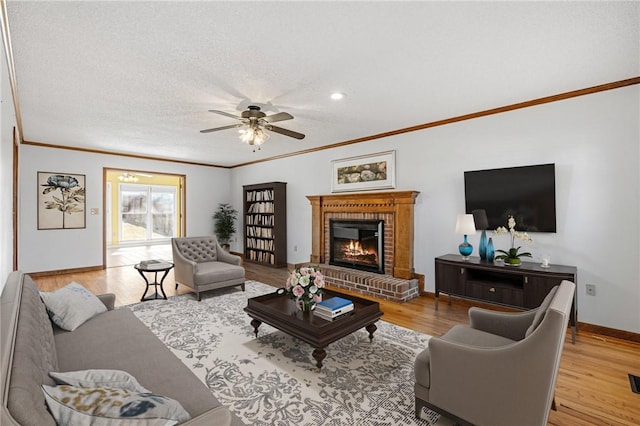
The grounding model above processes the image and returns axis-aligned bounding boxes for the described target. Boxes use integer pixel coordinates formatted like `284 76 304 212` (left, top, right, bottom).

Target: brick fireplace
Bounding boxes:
306 190 420 302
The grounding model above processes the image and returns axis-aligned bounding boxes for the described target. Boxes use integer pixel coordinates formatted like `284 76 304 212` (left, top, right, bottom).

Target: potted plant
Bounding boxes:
213 203 238 250
494 216 533 265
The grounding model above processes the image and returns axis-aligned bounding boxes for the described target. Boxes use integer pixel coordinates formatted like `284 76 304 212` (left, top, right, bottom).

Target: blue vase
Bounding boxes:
486 237 495 262
458 235 473 260
478 230 487 260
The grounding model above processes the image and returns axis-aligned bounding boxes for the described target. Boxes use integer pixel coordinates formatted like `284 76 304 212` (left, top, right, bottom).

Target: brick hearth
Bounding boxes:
306 190 420 302
319 264 420 303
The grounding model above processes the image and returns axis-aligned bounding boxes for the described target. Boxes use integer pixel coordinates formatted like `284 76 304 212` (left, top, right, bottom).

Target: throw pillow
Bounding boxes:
42 384 191 426
40 282 107 331
50 369 149 393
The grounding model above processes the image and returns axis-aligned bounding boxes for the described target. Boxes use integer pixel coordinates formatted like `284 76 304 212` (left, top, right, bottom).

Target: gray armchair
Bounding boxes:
415 280 575 426
172 236 245 301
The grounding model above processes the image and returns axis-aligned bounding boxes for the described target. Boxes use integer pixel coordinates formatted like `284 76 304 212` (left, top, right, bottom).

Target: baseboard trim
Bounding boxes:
27 265 104 277
577 322 640 344
419 290 640 343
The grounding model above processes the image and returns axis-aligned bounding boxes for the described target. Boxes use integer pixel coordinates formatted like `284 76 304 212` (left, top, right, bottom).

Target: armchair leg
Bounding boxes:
197 291 201 302
415 397 425 418
241 282 245 291
175 283 178 290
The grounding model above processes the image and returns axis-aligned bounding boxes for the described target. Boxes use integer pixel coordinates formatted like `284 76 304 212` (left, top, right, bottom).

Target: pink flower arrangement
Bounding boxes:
285 266 326 306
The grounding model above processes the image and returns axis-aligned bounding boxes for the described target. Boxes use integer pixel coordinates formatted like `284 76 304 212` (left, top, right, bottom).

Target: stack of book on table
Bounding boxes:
315 296 354 321
139 259 172 270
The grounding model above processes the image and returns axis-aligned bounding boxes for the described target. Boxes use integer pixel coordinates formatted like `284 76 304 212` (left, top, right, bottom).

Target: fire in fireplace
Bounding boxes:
329 219 384 274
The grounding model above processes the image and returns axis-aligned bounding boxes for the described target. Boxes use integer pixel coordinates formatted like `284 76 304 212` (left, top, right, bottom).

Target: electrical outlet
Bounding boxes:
586 284 596 296
294 245 298 252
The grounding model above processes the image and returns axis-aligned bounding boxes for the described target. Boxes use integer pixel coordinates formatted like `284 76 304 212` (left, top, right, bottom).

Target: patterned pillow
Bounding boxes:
50 369 149 393
40 282 107 331
42 385 191 425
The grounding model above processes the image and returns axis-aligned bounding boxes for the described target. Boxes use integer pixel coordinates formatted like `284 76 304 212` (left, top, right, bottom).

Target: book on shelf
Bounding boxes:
139 259 172 269
314 304 354 320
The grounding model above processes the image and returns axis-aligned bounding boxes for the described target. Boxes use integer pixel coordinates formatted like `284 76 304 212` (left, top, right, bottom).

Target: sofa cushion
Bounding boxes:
194 261 245 285
525 286 559 337
176 238 218 263
42 384 191 425
40 282 107 331
50 369 149 392
54 308 221 419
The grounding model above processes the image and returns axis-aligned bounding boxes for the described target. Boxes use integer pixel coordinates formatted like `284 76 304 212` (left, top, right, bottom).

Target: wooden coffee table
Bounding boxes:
244 289 383 370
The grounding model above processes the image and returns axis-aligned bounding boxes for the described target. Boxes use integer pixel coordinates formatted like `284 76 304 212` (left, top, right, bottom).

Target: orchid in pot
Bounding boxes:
494 216 533 265
285 266 326 311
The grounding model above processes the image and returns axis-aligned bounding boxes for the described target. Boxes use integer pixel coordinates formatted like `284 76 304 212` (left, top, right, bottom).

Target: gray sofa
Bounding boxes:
1 271 245 426
172 236 245 301
414 280 575 426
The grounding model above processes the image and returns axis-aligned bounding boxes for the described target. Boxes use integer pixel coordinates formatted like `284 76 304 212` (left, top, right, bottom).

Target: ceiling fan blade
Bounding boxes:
208 110 242 120
263 112 293 123
200 123 244 133
267 125 305 140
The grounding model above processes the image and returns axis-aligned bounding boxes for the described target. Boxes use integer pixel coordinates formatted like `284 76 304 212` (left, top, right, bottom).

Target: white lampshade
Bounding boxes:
455 214 477 235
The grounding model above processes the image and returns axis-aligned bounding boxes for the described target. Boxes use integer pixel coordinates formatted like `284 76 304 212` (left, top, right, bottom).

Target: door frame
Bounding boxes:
102 168 186 268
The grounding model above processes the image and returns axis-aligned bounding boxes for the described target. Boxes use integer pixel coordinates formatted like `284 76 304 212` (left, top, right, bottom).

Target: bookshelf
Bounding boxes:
243 182 287 267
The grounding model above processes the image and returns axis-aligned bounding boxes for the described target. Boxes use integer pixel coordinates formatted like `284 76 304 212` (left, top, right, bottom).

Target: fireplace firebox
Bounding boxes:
329 219 384 274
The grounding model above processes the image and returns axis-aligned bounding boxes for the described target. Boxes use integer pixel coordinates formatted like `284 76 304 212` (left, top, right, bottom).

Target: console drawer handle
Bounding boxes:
489 287 496 293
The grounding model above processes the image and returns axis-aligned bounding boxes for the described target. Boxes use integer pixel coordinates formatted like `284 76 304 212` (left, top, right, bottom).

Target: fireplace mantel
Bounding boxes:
306 190 420 280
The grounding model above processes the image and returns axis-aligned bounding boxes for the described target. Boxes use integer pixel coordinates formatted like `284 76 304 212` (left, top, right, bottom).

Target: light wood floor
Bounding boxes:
32 260 640 426
106 243 173 268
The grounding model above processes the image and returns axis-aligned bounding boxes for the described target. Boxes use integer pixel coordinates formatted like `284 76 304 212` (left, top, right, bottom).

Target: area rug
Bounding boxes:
129 281 452 426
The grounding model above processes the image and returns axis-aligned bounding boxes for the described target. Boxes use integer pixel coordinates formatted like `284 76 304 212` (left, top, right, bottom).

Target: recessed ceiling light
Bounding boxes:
330 92 345 100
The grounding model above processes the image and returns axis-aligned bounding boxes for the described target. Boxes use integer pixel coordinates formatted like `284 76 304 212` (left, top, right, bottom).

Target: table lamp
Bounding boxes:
455 214 476 260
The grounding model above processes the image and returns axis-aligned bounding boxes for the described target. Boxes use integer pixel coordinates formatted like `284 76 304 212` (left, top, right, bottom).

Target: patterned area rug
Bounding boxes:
129 281 452 426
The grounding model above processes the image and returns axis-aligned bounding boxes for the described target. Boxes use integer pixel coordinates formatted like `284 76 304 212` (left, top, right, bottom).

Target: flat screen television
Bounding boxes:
464 163 557 232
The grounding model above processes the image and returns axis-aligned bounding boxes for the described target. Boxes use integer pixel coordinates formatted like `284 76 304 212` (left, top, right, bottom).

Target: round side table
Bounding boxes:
134 262 174 301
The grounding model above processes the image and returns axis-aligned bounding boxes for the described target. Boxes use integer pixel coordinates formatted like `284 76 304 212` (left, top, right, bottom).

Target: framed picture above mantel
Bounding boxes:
331 150 396 193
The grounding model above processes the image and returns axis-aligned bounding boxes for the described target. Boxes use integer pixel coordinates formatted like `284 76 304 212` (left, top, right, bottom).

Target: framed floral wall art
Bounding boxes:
37 172 86 230
331 150 396 193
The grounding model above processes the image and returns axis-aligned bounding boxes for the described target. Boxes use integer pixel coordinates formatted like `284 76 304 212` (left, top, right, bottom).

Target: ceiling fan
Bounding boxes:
200 105 305 150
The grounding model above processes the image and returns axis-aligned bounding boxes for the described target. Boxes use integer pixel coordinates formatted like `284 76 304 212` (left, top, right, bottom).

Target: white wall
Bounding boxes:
18 145 231 272
231 85 640 334
1 44 16 286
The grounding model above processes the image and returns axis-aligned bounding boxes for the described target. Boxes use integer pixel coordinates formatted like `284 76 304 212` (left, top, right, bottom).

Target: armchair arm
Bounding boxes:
468 307 536 341
216 245 242 266
428 309 568 426
97 293 116 311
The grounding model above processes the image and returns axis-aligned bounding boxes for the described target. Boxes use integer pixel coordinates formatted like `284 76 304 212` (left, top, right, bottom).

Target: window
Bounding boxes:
119 184 177 242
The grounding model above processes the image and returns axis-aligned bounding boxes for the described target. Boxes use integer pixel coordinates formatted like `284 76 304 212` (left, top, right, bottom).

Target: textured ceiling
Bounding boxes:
5 1 639 167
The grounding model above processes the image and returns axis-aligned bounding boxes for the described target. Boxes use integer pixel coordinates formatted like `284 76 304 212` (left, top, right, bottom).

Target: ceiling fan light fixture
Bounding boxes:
202 105 304 149
239 127 269 146
118 173 139 183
